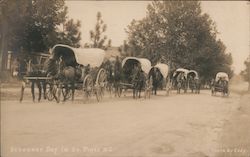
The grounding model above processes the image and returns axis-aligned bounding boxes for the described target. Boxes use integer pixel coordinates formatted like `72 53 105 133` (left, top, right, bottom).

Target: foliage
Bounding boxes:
85 12 111 50
0 0 81 53
241 58 250 91
126 1 233 81
58 19 81 48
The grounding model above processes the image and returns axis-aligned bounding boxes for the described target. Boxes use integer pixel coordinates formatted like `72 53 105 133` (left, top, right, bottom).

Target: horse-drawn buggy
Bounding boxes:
117 57 152 99
187 70 200 94
171 68 189 94
20 44 107 103
149 63 170 95
211 72 229 96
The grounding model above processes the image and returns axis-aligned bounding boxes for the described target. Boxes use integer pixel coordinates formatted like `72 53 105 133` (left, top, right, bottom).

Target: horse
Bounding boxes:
221 80 229 96
113 62 122 97
45 58 81 102
194 78 201 94
188 77 196 93
149 67 163 95
132 70 146 99
189 78 201 94
105 62 115 97
19 64 47 103
176 72 187 94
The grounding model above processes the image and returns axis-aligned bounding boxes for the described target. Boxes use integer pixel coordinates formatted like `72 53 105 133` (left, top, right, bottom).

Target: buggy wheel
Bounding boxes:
45 82 54 101
96 68 107 101
62 85 72 101
83 75 93 102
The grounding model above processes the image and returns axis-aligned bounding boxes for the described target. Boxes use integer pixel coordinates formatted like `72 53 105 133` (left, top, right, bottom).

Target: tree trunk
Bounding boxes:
0 6 8 72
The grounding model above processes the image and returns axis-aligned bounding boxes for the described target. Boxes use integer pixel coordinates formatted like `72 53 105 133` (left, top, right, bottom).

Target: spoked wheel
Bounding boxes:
83 75 93 102
62 85 72 101
45 82 54 101
96 68 107 101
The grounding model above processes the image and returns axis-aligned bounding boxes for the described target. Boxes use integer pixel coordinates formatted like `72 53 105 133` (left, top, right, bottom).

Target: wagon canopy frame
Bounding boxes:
215 72 229 82
121 57 152 74
51 44 105 68
172 68 189 79
153 63 169 78
187 70 199 79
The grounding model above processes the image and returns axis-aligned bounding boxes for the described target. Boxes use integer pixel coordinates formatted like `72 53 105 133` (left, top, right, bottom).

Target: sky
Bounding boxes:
65 1 249 74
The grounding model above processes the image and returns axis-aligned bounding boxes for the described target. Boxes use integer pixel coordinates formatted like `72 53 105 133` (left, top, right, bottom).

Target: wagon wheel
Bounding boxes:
45 82 54 101
62 85 72 101
83 75 93 102
96 68 107 101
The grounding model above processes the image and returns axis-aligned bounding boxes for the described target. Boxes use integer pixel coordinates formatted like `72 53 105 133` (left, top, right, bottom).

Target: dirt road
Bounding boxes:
1 88 249 157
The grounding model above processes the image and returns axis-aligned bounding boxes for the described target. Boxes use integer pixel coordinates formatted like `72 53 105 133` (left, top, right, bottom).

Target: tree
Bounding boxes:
126 1 233 81
0 0 31 70
0 0 81 70
58 19 81 48
86 12 111 50
241 57 250 91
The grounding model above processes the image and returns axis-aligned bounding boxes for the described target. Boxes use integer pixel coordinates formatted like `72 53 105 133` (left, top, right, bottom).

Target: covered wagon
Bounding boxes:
46 44 107 102
117 57 152 98
211 72 229 96
149 63 170 95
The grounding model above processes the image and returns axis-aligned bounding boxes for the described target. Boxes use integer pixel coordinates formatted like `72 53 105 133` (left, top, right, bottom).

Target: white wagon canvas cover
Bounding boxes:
51 44 105 68
122 57 152 74
173 68 189 78
154 63 169 78
215 72 229 82
188 70 199 79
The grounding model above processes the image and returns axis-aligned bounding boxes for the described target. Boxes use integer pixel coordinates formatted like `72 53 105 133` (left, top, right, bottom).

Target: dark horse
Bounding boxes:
104 61 115 96
113 57 122 97
189 78 201 94
47 45 85 102
149 67 163 95
44 57 78 102
175 72 187 94
20 64 47 102
132 69 146 99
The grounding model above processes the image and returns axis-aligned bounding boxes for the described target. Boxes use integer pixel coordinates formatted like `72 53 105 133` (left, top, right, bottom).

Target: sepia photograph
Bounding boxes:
0 0 250 157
